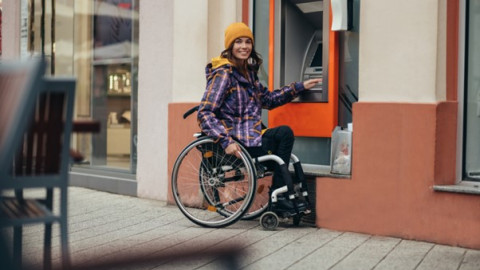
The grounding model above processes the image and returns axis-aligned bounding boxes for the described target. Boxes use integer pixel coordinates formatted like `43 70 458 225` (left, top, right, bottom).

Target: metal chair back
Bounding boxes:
0 58 45 176
0 60 76 269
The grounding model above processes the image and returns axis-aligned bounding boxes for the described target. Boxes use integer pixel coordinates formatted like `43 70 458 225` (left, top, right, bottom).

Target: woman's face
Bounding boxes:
232 37 252 61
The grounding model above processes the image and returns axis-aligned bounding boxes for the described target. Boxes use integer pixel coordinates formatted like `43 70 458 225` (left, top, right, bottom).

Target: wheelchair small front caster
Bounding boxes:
260 211 279 230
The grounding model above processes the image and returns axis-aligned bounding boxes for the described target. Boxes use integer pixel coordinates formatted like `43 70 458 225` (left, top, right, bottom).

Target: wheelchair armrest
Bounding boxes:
183 105 199 119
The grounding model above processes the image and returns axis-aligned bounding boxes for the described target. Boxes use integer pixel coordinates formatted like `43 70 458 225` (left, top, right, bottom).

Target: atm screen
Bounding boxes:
292 30 325 103
310 43 323 67
295 40 325 103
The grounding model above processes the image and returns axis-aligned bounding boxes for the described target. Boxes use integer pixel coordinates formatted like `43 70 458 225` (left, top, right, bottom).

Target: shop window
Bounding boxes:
89 0 138 172
23 0 139 173
463 0 480 182
253 0 270 87
253 0 270 126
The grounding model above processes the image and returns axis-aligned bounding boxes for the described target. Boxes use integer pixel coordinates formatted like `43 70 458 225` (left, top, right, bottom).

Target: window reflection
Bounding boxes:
94 0 134 60
464 0 480 181
85 0 138 171
22 0 138 172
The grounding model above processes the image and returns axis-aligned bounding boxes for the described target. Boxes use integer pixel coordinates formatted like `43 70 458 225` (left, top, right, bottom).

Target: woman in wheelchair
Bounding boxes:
196 23 321 223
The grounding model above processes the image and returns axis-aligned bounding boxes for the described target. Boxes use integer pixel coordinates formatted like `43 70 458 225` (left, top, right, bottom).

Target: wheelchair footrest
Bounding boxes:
271 196 310 218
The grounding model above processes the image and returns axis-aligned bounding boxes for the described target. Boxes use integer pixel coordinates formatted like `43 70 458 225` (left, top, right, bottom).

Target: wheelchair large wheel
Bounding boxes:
200 162 271 221
241 172 271 220
172 137 257 228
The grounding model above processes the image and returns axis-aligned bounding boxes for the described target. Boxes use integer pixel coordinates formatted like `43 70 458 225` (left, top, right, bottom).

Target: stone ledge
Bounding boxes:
433 181 480 195
289 164 351 179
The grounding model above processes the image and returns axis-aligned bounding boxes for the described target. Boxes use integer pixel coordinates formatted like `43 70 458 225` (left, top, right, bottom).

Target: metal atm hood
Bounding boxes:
289 0 323 28
282 0 325 102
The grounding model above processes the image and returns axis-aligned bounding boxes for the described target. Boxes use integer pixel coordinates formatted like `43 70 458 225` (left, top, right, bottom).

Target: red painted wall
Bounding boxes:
167 103 199 204
316 102 480 249
167 0 480 250
168 101 480 249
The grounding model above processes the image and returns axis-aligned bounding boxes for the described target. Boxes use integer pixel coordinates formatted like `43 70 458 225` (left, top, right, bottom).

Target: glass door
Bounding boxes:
87 0 138 172
464 0 480 181
23 0 139 180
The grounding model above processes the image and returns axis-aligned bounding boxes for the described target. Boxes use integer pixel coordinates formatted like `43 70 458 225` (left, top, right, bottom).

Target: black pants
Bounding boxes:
244 125 295 189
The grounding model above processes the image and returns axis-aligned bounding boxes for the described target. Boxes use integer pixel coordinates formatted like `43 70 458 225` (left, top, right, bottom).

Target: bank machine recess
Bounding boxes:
267 0 339 165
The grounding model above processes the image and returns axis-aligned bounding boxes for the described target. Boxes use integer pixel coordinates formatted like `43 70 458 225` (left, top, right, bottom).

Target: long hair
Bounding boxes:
221 41 263 76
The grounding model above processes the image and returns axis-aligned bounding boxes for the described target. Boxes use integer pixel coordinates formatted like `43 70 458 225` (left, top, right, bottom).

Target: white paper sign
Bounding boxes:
331 0 348 31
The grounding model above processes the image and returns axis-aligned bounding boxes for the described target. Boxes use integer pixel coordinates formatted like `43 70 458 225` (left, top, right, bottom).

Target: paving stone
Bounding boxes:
12 187 480 270
288 232 370 270
237 227 317 268
244 228 342 270
330 236 400 270
417 245 466 270
459 249 480 270
373 239 434 270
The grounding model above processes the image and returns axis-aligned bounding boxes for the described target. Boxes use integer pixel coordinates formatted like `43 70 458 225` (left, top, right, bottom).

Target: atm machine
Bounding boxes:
296 30 324 102
269 0 332 165
267 0 358 166
280 0 324 103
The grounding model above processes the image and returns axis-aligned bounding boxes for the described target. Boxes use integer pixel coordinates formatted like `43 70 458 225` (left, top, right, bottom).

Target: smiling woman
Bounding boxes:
197 22 321 201
218 22 260 80
232 37 252 61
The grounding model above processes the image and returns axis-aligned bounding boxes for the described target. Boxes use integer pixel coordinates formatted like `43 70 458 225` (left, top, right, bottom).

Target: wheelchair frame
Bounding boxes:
171 107 311 229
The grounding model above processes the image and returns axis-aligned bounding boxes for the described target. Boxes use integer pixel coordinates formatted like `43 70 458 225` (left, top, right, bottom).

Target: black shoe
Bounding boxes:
273 195 307 215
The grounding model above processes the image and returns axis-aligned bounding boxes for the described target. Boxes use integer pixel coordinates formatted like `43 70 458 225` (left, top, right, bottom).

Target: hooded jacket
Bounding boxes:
197 57 305 149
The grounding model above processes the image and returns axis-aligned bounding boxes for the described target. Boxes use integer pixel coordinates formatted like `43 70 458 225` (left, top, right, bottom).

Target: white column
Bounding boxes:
137 0 175 200
207 0 239 61
359 0 445 102
172 0 209 102
137 0 242 201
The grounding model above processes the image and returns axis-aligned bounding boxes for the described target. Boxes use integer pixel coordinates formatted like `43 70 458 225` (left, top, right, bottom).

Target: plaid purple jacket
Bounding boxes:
197 62 304 149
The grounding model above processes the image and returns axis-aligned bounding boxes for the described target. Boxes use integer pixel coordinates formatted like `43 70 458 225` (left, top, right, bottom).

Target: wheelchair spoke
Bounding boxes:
219 195 246 207
172 137 256 228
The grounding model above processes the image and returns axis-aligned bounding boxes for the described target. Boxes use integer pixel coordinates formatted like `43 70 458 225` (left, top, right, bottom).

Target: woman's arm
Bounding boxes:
197 68 233 149
303 78 322 89
260 78 322 110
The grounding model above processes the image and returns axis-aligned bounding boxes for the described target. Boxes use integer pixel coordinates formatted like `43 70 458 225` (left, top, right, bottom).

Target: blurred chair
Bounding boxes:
0 58 45 270
0 58 76 270
0 58 45 179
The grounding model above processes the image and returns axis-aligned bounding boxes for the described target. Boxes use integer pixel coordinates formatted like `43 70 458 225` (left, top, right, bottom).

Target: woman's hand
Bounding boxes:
303 78 322 90
225 143 242 158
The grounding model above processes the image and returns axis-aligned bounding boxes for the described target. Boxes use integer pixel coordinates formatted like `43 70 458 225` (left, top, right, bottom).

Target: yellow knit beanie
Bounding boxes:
224 22 254 49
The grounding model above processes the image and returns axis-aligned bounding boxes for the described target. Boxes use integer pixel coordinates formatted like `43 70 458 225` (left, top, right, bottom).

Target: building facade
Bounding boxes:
2 0 479 249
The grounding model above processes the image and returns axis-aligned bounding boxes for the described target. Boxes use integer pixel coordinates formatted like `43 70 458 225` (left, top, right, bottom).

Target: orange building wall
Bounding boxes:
167 101 480 249
316 102 480 249
166 0 478 249
167 103 200 204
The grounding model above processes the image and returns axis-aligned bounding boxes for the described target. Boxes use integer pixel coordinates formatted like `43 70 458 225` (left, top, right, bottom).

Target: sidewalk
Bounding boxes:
12 187 480 270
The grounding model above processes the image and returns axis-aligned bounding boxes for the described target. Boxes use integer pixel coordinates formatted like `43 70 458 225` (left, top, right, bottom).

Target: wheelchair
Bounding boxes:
171 106 312 230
